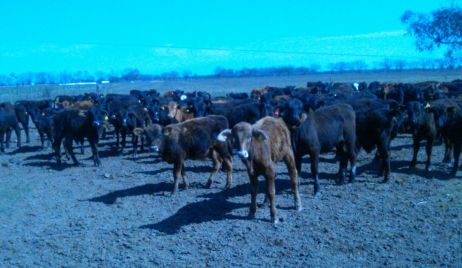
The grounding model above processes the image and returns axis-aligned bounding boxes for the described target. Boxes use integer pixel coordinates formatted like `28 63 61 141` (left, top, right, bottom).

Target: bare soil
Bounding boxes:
0 128 461 267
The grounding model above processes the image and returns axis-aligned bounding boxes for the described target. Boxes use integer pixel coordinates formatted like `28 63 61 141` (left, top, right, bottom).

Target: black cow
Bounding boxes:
349 99 403 182
52 105 107 166
445 107 462 176
290 104 357 194
0 102 21 150
406 101 437 171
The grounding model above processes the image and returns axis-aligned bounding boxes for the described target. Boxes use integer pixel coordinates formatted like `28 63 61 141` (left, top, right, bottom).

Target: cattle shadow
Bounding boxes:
390 160 451 180
24 152 54 161
23 161 74 171
6 145 43 155
140 177 299 234
87 182 172 204
134 168 171 176
139 183 251 234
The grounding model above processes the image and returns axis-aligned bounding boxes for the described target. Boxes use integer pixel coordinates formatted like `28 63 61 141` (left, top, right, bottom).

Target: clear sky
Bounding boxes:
0 0 446 75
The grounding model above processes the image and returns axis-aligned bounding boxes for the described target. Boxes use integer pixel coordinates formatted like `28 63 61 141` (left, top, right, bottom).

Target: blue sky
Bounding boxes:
0 0 446 74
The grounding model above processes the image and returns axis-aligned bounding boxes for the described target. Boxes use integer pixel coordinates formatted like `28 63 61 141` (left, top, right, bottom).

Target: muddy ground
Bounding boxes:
0 128 461 267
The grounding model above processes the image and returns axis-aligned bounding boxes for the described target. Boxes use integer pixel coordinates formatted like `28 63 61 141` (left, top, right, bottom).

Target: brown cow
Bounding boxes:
70 100 94 110
134 115 233 193
217 116 302 224
167 101 194 122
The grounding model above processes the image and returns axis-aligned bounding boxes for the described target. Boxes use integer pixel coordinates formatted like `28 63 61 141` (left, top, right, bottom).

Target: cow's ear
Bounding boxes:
78 110 87 117
448 106 457 114
162 127 172 136
217 129 231 142
252 129 268 141
133 128 145 137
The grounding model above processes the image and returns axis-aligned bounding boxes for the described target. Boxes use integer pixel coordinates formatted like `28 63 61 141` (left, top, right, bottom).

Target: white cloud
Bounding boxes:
315 30 406 41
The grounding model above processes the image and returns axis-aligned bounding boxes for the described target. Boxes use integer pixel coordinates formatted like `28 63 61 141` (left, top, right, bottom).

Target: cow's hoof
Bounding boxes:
295 204 303 212
271 217 279 225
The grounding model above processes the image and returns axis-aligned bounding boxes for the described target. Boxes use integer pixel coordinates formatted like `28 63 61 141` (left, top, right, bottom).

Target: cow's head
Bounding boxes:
217 122 268 159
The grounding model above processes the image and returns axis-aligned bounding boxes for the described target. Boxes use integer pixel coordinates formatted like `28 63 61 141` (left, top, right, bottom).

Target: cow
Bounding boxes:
406 101 437 171
31 108 57 148
15 100 53 144
349 99 404 182
428 99 460 163
0 102 21 150
167 101 195 123
445 106 462 176
217 116 301 224
134 115 233 193
52 105 107 166
289 104 357 194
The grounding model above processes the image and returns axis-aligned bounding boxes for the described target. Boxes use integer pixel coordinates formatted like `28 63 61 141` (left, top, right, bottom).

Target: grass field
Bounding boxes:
0 69 460 102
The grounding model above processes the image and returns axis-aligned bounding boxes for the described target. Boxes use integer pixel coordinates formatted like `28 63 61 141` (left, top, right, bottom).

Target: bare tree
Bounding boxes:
402 5 462 60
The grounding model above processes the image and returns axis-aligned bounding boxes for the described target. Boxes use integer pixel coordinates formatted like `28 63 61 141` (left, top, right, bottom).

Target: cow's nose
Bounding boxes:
238 150 249 159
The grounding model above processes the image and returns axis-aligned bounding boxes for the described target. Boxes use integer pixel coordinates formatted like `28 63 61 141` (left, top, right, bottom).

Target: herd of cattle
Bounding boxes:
1 79 462 223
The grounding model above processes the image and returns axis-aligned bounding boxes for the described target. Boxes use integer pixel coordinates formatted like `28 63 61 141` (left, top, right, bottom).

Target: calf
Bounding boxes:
406 102 437 171
52 105 107 166
291 104 357 194
167 101 195 122
134 115 233 192
217 117 301 224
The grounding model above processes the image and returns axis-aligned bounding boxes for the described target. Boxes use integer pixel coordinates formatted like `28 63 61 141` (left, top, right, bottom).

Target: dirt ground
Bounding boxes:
0 127 461 267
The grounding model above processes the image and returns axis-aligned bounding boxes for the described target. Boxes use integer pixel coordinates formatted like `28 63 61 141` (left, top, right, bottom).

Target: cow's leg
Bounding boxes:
5 129 11 149
295 154 303 176
132 133 138 158
336 146 348 185
248 173 258 220
410 136 421 168
443 137 453 163
65 137 79 166
377 141 391 182
450 143 461 177
53 137 63 165
222 155 233 189
284 154 302 211
181 163 189 189
115 127 120 149
206 150 222 188
79 139 84 155
140 136 145 152
311 152 320 195
0 131 4 152
216 144 233 189
172 159 183 193
21 119 30 143
89 136 101 166
38 130 45 148
13 126 21 148
264 168 278 224
120 128 127 154
425 137 434 171
347 141 357 183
